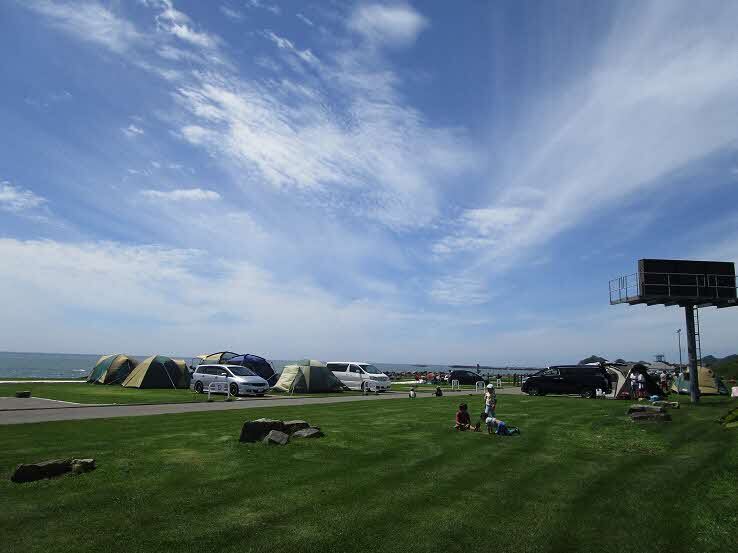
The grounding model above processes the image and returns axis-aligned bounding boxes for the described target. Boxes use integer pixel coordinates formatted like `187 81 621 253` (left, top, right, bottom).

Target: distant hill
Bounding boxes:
702 354 738 367
578 355 608 365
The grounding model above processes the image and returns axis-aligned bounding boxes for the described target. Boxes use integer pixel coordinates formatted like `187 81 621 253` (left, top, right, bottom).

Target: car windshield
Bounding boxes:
360 364 382 374
227 366 256 377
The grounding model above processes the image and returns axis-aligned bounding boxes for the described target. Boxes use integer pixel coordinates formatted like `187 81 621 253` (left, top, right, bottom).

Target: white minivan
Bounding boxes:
326 362 392 392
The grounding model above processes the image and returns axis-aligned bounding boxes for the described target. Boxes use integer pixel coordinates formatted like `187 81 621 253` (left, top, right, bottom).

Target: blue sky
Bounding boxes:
2 0 738 364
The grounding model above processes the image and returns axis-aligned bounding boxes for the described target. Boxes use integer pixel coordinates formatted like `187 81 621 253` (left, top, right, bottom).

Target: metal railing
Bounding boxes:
609 272 738 304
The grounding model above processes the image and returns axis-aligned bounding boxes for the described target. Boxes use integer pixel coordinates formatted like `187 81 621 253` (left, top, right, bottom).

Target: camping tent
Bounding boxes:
226 353 277 384
605 363 663 399
672 366 728 395
121 355 190 389
87 354 138 385
192 351 239 367
272 359 347 393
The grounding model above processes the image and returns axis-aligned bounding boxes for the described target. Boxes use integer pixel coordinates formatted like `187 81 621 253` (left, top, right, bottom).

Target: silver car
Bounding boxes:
190 364 269 397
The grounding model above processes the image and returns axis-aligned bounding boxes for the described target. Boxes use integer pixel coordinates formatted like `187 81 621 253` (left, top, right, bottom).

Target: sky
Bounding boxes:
1 0 738 365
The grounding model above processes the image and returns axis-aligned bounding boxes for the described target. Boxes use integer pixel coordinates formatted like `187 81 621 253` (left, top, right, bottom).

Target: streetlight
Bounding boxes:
676 329 683 371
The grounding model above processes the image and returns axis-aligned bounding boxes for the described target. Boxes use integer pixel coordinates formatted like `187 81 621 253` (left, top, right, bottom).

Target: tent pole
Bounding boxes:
684 304 700 403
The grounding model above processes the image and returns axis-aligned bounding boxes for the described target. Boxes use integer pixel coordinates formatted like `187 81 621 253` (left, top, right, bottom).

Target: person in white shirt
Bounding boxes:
637 372 646 398
484 383 496 417
629 371 638 398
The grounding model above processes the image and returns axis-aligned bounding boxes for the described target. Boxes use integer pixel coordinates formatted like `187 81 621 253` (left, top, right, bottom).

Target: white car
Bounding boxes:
326 362 392 392
190 364 269 397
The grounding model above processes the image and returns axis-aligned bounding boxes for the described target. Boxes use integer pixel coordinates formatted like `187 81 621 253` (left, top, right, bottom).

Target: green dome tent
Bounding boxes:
672 366 728 396
88 354 138 385
273 360 347 393
121 355 190 389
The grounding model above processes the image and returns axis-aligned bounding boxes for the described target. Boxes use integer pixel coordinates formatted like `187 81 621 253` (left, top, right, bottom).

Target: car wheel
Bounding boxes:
194 381 203 394
580 388 595 399
229 383 239 397
528 386 539 396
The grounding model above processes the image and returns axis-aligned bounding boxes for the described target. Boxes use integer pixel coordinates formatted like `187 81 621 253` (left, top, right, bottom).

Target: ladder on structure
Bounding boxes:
694 305 703 368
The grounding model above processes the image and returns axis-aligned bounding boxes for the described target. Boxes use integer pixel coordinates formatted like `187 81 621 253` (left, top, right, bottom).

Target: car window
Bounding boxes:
543 368 559 376
350 365 363 373
329 363 348 372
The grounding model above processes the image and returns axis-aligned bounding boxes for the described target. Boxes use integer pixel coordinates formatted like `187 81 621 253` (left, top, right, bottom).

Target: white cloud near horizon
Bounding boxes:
140 188 221 201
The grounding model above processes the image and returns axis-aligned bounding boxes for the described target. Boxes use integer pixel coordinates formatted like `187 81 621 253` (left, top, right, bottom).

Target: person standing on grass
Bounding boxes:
629 370 638 398
484 383 496 418
637 371 646 398
659 371 668 394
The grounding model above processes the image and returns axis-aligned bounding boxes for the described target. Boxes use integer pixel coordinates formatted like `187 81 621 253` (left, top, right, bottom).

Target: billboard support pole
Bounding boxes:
684 304 700 403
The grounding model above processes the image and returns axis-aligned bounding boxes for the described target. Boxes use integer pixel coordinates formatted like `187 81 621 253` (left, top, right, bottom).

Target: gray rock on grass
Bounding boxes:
630 412 672 422
627 404 665 414
292 428 324 439
263 430 290 445
11 458 96 483
239 418 286 442
283 420 310 434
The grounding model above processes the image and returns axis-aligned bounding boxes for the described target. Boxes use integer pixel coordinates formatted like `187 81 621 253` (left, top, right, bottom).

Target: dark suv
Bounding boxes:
447 369 487 386
521 365 611 398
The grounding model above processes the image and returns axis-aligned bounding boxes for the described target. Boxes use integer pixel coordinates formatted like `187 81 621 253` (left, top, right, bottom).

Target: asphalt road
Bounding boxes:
0 388 522 425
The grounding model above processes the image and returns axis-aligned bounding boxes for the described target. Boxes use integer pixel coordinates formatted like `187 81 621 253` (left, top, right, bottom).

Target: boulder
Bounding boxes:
263 430 290 445
627 404 665 414
630 412 672 423
71 458 96 474
15 391 31 398
11 459 72 483
283 420 310 434
239 418 286 443
652 401 680 409
292 427 324 439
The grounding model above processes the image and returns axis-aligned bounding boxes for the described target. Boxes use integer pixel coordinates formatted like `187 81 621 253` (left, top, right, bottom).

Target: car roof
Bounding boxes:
327 361 371 365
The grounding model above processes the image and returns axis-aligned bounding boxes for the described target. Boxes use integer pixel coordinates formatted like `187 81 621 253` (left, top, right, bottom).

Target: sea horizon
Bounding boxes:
0 351 540 379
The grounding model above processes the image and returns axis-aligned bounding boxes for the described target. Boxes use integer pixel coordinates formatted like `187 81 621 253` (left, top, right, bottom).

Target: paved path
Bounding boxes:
0 397 82 410
0 388 522 425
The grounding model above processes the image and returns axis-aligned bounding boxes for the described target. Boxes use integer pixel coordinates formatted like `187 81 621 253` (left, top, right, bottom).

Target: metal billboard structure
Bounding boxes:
609 259 737 403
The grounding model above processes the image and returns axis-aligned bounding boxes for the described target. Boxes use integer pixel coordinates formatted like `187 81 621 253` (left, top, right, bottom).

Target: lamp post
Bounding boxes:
676 328 683 371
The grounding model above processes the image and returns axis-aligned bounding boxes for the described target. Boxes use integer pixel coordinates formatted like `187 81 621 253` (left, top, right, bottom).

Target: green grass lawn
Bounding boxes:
0 383 211 404
0 383 365 405
1 395 736 553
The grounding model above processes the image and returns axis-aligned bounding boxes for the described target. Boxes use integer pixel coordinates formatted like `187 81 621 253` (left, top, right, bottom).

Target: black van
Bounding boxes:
521 365 611 398
448 369 487 385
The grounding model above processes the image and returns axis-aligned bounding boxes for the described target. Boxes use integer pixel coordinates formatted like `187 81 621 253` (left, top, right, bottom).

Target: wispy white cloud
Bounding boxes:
348 3 428 48
0 182 47 212
246 0 280 16
220 5 243 21
433 207 530 255
296 13 314 27
24 0 144 53
140 188 221 201
265 31 320 67
435 2 738 275
122 124 145 137
429 275 489 306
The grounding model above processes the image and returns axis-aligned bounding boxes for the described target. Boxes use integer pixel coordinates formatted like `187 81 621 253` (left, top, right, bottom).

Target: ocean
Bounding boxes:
0 351 538 379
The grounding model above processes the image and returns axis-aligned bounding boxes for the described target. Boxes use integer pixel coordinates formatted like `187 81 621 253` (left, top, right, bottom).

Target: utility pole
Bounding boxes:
676 329 682 370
